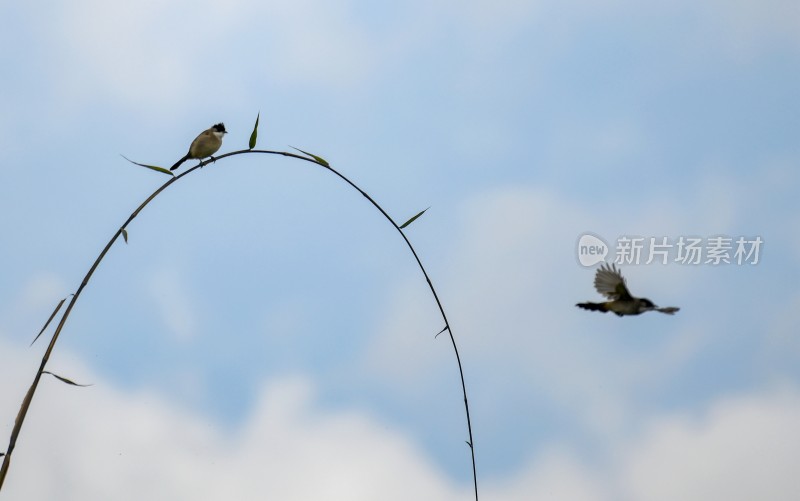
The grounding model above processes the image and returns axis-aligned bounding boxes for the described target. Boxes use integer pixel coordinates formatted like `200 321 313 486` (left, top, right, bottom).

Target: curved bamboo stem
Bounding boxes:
0 149 477 500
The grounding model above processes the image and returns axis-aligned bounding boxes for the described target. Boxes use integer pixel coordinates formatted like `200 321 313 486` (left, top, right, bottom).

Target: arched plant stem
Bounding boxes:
0 149 478 500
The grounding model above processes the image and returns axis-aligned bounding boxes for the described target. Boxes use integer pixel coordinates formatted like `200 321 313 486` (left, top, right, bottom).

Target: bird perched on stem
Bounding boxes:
576 262 679 316
170 123 227 171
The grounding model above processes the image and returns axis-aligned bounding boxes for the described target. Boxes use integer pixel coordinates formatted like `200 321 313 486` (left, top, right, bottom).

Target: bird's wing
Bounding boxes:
189 129 213 148
594 262 633 300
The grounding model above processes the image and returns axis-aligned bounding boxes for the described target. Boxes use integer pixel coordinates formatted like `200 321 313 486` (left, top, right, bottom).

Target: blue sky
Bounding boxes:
1 1 799 499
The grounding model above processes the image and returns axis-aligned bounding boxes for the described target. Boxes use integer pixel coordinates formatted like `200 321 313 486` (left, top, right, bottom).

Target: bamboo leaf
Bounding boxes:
289 146 329 167
399 207 430 229
121 228 128 244
120 155 175 176
30 297 68 346
42 371 92 387
249 112 260 149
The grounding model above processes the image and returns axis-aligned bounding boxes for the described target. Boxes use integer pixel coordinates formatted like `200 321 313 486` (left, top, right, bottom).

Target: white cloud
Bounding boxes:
244 0 379 88
457 0 542 38
42 0 383 109
7 272 67 316
48 1 194 107
619 388 800 501
360 178 783 452
3 319 800 500
360 187 639 436
0 339 465 500
481 387 800 501
0 273 68 346
362 278 445 390
29 0 796 117
147 268 197 341
703 0 800 61
486 448 607 501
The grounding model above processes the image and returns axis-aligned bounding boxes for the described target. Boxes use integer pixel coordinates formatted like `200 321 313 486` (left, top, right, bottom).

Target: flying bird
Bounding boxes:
576 262 679 316
170 123 227 171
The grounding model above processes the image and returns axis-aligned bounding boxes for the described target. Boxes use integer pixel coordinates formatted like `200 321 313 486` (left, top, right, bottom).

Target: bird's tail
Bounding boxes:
170 153 190 171
576 302 609 313
655 306 680 314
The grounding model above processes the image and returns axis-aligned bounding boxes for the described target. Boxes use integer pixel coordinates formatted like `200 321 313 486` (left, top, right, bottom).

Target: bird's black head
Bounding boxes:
640 298 655 308
213 123 227 134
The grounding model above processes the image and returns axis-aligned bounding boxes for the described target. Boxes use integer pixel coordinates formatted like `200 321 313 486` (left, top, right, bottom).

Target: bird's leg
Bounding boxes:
198 156 217 169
